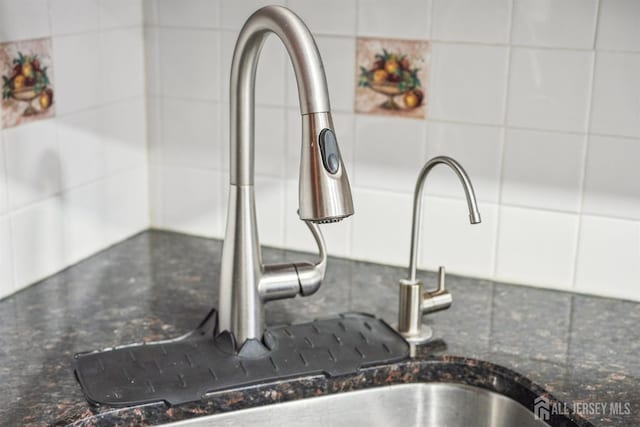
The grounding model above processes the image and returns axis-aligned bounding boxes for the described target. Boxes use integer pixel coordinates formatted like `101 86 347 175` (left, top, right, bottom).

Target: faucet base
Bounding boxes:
74 309 410 407
395 323 433 345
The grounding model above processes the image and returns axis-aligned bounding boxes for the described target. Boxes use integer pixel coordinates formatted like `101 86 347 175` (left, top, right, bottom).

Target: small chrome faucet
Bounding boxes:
219 6 354 353
397 156 481 344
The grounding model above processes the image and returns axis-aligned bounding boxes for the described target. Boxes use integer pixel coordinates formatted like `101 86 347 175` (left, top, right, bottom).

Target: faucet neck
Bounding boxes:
229 5 330 186
219 6 343 348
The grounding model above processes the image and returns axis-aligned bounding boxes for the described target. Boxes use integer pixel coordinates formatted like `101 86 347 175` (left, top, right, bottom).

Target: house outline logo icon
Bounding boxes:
534 396 551 421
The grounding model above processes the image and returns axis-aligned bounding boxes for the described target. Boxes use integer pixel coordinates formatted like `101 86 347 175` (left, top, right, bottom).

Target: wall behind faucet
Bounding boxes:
146 0 640 301
0 0 149 299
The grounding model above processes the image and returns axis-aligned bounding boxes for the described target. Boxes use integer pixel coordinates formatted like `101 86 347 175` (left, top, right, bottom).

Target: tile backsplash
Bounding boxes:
146 0 640 302
0 0 148 299
1 0 639 304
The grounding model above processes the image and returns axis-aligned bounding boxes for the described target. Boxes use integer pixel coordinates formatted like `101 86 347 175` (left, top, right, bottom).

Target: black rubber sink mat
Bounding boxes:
74 310 409 407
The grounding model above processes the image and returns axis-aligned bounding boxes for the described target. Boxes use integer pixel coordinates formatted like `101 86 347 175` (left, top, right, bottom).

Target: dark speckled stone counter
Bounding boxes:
1 231 638 426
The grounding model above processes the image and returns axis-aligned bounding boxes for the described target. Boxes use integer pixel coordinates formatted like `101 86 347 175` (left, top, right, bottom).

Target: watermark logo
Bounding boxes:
533 396 632 420
534 396 550 421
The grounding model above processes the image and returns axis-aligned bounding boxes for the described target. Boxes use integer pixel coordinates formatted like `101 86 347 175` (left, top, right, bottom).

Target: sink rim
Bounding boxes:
164 382 555 427
75 355 596 427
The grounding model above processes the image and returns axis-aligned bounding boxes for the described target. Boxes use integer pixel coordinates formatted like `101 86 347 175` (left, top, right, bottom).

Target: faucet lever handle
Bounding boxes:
436 266 445 292
422 266 452 314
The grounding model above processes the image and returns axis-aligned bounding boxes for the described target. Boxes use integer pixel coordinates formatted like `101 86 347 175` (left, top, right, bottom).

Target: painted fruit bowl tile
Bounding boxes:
355 37 430 119
1 38 55 129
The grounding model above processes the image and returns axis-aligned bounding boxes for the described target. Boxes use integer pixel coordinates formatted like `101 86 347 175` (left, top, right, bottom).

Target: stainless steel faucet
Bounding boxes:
397 156 481 344
219 6 354 352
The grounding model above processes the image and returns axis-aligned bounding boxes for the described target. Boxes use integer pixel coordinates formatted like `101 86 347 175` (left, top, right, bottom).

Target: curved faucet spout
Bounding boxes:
230 5 330 185
407 156 481 282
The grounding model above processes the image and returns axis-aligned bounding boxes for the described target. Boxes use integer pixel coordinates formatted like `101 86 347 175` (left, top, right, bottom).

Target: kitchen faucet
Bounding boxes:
219 5 354 353
397 156 481 344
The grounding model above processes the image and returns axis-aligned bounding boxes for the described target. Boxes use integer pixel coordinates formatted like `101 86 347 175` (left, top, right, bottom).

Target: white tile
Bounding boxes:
159 28 220 100
104 167 148 244
432 0 511 44
424 122 503 203
597 0 640 52
420 197 497 278
0 0 50 42
511 0 598 49
100 98 147 174
4 120 61 210
502 129 586 212
590 52 640 138
496 206 579 289
0 136 7 214
254 107 286 178
220 0 284 30
430 43 509 125
286 110 355 181
351 188 413 266
357 0 431 39
49 0 100 35
62 180 107 265
287 0 356 36
157 0 219 28
57 109 106 190
221 30 286 106
162 99 221 170
99 0 143 29
575 215 640 301
582 135 640 220
0 216 13 299
100 28 145 103
507 48 593 132
52 33 101 114
284 179 351 257
155 166 225 238
255 175 285 248
354 115 426 193
286 36 355 112
11 196 65 289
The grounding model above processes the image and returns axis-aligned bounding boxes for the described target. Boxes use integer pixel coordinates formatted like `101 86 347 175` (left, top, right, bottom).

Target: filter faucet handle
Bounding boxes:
422 267 452 315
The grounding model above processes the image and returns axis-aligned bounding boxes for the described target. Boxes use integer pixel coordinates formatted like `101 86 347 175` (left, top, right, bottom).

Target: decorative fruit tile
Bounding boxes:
1 38 55 129
355 37 430 119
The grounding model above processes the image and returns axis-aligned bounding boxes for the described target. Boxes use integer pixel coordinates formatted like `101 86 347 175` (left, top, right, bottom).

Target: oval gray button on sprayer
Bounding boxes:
319 128 340 174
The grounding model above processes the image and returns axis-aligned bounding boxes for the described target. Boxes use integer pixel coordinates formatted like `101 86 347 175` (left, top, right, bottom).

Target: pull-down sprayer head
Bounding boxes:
298 112 354 223
228 5 353 224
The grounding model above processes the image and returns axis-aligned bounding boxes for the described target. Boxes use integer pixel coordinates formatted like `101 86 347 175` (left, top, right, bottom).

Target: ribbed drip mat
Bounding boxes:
74 310 409 407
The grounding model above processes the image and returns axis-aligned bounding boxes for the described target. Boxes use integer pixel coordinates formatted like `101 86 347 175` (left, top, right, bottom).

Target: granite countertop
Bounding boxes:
0 231 638 426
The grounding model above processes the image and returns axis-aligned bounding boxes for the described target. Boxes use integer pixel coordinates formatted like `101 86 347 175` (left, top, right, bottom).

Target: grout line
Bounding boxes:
56 94 147 119
506 0 515 45
0 132 17 293
144 23 640 53
51 24 144 39
592 0 603 50
491 0 517 278
5 164 147 217
492 127 507 278
217 0 227 236
142 17 159 228
570 39 600 289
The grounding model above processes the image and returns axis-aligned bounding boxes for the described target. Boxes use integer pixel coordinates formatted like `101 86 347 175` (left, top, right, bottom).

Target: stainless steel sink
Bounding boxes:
165 382 551 427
